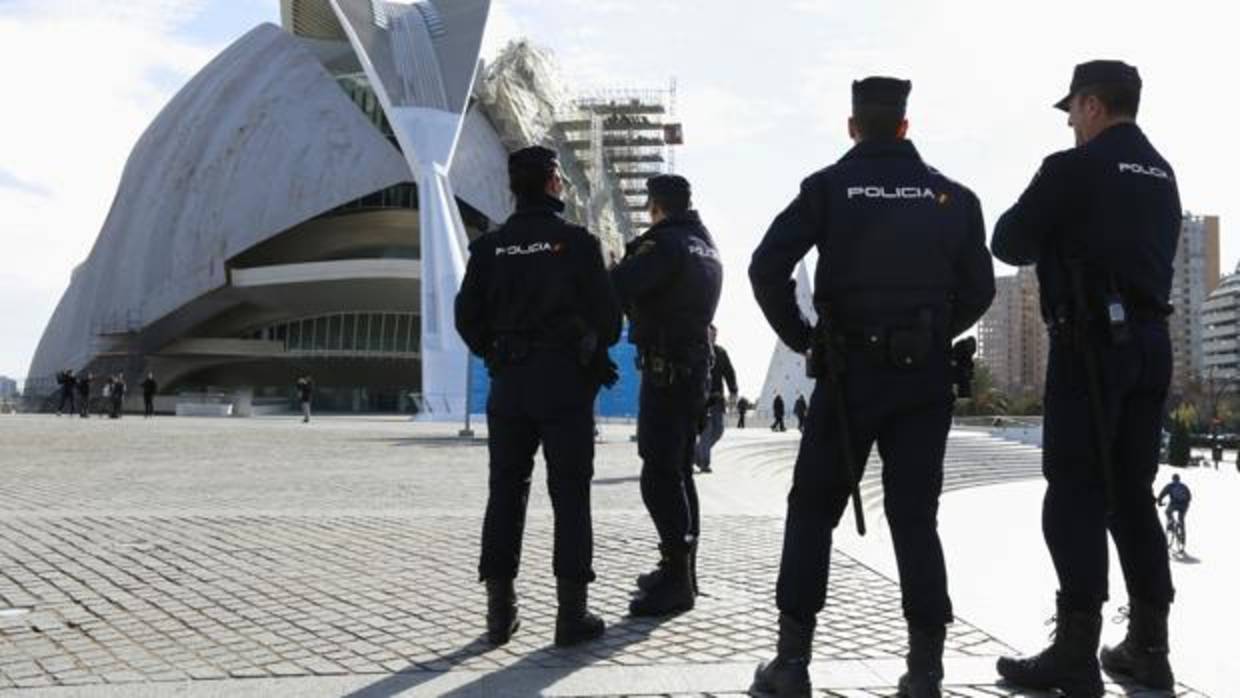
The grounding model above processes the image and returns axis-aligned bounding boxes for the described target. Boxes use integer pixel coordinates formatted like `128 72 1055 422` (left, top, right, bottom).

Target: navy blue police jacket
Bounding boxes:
611 210 723 356
454 195 621 359
992 123 1181 320
749 139 995 353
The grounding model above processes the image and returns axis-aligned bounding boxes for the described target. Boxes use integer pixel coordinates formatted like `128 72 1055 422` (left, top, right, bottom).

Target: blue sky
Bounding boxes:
0 0 1235 390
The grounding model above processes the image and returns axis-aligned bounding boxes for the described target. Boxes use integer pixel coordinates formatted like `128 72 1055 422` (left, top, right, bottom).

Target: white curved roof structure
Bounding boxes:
30 23 416 381
28 9 633 416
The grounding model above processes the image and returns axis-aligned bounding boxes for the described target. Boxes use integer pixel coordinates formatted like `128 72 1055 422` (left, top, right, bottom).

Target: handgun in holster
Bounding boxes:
487 334 530 371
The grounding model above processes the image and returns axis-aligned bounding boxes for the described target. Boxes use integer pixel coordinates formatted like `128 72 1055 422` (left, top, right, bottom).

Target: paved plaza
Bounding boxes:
0 415 1219 696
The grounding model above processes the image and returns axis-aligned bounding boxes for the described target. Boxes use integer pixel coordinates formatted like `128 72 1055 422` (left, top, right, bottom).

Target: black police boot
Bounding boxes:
749 613 814 698
996 597 1104 698
1100 601 1174 690
629 547 694 617
637 540 699 596
484 579 519 646
635 552 666 593
898 624 945 698
554 579 605 647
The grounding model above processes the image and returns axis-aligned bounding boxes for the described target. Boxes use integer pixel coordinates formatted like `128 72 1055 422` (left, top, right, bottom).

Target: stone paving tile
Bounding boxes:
0 418 1210 696
1 511 1005 688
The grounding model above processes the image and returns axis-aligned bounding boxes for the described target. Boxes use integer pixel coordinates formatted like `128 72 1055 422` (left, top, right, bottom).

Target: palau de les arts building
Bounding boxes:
27 1 687 417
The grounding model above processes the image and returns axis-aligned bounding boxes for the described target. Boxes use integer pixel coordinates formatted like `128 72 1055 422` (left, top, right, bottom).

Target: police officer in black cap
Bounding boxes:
612 173 722 617
455 145 622 648
993 60 1181 697
748 77 995 698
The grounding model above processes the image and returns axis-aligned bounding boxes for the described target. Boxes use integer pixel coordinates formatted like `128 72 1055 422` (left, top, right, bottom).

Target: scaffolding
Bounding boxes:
557 80 684 235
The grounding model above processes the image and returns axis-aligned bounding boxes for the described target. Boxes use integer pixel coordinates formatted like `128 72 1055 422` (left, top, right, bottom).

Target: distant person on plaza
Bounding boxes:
695 325 738 474
297 376 313 423
56 369 76 416
771 394 786 432
736 396 751 429
456 145 621 647
793 394 808 432
1157 474 1191 543
109 373 126 419
76 372 92 418
1210 439 1223 469
141 373 158 418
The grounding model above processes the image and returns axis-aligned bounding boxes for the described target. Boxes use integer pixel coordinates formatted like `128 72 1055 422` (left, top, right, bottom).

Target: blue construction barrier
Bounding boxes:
467 324 640 419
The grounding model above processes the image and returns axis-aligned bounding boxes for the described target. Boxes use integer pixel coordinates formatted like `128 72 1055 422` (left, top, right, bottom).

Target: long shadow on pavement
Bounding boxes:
593 476 640 486
357 436 489 448
341 615 671 698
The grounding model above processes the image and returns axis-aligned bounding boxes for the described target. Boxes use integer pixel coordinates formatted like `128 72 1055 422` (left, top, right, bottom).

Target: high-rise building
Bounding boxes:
1170 213 1221 388
1203 263 1240 384
977 267 1047 396
0 376 17 399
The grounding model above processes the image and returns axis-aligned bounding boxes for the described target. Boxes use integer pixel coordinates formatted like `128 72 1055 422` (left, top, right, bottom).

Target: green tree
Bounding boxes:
954 364 1010 416
1167 402 1195 467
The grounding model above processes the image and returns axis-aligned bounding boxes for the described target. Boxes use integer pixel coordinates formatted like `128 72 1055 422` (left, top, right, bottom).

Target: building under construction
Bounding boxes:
557 84 685 236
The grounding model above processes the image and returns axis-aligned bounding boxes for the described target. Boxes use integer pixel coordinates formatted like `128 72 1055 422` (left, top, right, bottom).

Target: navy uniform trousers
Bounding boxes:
637 363 708 553
777 350 955 630
479 349 596 583
1042 319 1174 613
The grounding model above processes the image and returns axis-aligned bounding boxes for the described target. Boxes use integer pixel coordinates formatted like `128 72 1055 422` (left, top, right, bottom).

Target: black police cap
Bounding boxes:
646 174 691 202
852 76 911 110
1054 60 1142 111
508 145 558 173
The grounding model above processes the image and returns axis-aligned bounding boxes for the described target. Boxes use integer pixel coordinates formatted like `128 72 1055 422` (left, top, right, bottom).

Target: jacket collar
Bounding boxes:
513 194 567 216
839 138 922 163
645 209 703 235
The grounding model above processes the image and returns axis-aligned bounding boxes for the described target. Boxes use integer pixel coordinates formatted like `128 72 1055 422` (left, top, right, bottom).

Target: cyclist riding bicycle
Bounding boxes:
1157 474 1192 547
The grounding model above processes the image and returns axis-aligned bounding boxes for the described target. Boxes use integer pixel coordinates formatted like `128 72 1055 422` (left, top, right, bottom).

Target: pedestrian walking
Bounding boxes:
76 373 92 418
109 374 126 419
296 376 313 423
142 373 158 418
737 397 751 429
694 325 738 473
793 394 808 432
771 394 786 432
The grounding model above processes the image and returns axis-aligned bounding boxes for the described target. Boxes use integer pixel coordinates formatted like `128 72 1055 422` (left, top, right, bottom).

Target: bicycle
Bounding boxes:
1165 507 1186 556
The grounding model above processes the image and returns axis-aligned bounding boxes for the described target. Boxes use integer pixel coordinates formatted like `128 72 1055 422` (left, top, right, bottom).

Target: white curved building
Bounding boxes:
1203 264 1240 382
27 4 632 413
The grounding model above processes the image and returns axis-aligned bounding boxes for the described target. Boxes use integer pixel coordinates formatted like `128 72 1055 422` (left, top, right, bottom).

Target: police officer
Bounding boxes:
993 61 1181 697
455 145 621 647
695 325 738 473
748 77 995 698
612 174 722 616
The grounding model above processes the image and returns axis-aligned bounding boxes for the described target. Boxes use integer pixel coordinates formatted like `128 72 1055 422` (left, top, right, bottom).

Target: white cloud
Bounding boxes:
480 0 526 61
